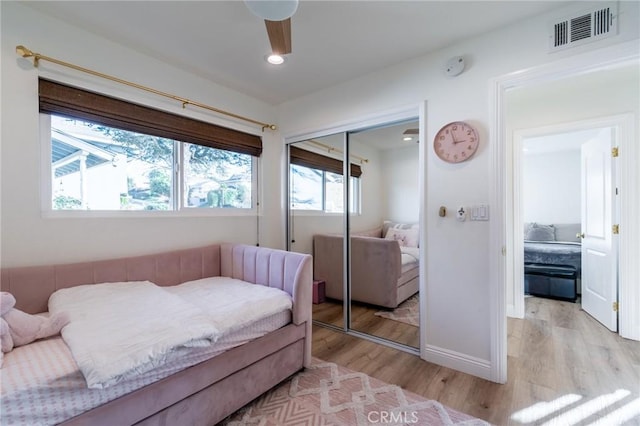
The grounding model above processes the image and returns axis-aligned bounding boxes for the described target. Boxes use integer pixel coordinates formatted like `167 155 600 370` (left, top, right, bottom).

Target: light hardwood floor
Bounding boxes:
312 296 640 425
313 299 419 347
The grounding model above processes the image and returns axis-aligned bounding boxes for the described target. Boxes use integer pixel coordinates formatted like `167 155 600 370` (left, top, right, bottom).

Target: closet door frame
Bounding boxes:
285 103 426 356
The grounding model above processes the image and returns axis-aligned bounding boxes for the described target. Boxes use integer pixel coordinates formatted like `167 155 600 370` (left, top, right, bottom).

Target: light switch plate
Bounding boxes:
470 204 489 221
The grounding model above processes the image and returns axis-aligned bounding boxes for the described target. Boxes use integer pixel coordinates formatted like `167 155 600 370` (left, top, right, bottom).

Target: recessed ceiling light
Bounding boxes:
403 136 413 141
266 54 285 65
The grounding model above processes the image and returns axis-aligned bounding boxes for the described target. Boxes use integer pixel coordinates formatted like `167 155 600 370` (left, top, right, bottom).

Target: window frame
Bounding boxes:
41 114 259 218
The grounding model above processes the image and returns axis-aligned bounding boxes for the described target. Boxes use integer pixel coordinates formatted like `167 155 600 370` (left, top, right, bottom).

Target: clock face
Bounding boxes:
433 121 479 163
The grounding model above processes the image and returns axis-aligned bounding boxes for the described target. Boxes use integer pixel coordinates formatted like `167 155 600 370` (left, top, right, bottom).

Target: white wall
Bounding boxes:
277 1 639 374
381 144 420 224
523 150 580 224
1 2 283 266
506 64 640 130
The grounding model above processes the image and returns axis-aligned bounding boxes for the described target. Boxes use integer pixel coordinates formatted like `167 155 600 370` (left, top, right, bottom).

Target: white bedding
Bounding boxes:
0 310 291 426
49 280 220 389
49 278 292 389
165 276 293 338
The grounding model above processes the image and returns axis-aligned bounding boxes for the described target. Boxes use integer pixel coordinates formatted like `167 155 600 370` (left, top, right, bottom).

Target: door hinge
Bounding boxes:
613 224 620 234
612 147 619 157
613 302 619 312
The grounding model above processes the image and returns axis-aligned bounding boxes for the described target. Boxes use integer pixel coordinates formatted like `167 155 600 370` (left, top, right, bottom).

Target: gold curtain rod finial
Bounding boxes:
16 45 41 67
16 45 34 58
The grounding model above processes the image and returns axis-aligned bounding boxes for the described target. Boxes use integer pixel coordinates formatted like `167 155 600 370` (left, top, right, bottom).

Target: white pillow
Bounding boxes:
382 220 418 235
385 227 419 248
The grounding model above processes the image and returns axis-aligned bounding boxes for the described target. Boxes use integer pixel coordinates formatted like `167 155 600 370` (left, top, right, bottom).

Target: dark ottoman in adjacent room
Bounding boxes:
524 263 578 302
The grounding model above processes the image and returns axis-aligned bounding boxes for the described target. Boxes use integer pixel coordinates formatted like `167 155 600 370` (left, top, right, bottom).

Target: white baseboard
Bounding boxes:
423 344 492 381
507 304 517 319
507 302 525 319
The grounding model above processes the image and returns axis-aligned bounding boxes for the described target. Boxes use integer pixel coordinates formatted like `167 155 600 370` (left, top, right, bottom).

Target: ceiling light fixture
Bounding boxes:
245 0 298 21
403 136 413 141
266 54 285 65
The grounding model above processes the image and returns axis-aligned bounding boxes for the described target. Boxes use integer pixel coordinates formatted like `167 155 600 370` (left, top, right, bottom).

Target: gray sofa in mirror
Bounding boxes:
313 227 419 309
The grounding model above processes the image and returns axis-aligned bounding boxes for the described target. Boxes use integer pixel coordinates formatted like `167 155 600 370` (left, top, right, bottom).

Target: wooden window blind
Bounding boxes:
39 79 262 157
290 146 362 177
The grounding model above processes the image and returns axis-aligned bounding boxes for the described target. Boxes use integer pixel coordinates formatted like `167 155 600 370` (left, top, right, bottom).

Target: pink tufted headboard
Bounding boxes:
1 245 221 314
0 244 313 329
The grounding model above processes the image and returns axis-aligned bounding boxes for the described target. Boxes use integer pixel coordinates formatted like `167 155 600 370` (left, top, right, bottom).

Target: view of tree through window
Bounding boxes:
183 143 252 208
50 115 253 211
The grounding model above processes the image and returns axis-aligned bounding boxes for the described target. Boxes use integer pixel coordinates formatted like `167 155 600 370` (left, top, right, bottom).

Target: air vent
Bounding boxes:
549 3 618 52
553 21 569 47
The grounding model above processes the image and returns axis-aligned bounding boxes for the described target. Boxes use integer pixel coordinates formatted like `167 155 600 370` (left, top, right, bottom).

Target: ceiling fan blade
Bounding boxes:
403 128 419 135
265 18 292 55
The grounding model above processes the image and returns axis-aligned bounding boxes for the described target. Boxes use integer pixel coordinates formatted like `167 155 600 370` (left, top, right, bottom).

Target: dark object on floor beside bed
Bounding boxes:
525 263 577 302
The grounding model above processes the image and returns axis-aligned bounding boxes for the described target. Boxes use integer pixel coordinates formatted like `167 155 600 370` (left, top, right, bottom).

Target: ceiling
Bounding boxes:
25 1 573 105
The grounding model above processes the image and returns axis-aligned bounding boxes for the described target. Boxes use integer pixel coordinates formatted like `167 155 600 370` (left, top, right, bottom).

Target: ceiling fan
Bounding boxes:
245 0 297 56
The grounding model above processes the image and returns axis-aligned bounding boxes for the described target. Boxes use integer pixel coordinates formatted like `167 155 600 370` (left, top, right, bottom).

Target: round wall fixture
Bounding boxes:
444 56 465 77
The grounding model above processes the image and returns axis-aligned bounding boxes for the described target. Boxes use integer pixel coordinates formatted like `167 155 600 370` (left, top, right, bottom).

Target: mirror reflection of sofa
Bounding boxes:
313 222 419 308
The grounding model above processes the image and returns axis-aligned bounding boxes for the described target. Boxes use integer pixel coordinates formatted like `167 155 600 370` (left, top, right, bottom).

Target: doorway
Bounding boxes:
489 43 640 383
513 122 621 332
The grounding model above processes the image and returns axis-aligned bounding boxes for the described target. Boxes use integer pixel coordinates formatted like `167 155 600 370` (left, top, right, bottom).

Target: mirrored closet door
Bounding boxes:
287 116 421 351
288 133 346 330
346 120 420 348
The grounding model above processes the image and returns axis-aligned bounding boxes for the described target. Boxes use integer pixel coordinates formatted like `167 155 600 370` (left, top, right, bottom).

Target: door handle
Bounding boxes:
577 232 585 239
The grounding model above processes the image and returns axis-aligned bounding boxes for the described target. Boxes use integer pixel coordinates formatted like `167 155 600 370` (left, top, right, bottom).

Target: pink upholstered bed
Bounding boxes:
0 243 312 426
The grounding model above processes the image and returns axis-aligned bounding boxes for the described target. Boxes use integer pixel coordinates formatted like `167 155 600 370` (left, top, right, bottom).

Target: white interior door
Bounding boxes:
580 128 617 331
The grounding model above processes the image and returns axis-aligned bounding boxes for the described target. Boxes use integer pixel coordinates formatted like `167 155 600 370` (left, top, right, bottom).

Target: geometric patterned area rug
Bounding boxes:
220 359 489 425
374 294 419 327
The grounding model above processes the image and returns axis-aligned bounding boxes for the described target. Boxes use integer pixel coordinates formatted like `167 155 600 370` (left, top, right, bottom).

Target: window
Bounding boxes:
40 79 260 213
324 171 344 213
182 143 252 209
49 116 254 211
289 146 361 213
290 164 322 210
